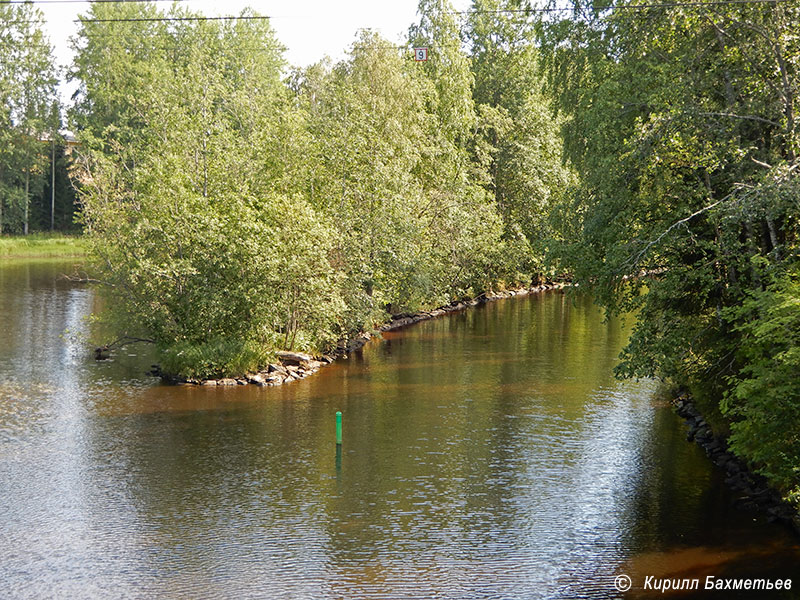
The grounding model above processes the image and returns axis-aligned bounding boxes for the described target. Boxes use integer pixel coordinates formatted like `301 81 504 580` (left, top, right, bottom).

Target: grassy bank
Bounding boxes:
0 233 86 259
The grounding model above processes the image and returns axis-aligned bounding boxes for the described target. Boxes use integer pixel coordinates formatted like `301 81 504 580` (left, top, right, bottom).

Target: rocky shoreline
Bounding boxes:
156 282 569 388
673 392 800 535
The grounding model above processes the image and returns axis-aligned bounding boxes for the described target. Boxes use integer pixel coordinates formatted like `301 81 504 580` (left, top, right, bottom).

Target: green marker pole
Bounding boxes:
335 411 343 446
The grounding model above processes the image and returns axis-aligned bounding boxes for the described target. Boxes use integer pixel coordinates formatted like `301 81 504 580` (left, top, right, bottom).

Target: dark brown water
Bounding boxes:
1 259 798 599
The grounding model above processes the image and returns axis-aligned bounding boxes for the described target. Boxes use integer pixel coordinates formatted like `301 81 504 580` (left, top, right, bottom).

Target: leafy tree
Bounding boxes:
294 28 508 330
410 0 476 150
70 0 567 383
539 0 800 500
299 33 436 323
724 262 800 502
465 0 574 277
72 5 343 376
0 3 59 234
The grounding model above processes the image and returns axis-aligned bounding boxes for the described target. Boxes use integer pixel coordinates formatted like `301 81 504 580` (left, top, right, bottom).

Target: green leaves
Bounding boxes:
0 3 59 234
465 0 574 276
541 0 800 500
723 266 800 498
73 6 340 365
73 4 530 378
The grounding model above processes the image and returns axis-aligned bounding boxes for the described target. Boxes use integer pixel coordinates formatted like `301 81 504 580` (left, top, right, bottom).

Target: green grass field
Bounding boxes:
0 233 87 259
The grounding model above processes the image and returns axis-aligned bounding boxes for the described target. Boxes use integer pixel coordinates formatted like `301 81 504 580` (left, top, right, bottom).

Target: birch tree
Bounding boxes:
0 3 58 234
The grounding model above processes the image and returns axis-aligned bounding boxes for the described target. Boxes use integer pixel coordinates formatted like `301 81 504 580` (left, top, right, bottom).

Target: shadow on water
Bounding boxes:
0 260 798 599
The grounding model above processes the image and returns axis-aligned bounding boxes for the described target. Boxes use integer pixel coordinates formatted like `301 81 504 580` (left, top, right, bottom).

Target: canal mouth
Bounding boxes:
1 263 799 599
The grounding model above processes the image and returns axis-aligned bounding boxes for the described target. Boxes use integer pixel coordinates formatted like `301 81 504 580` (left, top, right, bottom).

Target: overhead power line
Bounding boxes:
5 0 789 26
449 0 788 13
1 0 181 3
76 14 272 23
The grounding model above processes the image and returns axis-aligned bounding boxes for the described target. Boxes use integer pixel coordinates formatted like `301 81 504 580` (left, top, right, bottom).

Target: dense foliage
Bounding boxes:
69 1 567 377
0 3 66 234
540 0 800 502
466 0 575 274
71 4 344 369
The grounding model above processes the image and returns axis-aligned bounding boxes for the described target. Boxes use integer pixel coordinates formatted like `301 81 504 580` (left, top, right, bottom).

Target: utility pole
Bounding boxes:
51 137 55 232
24 168 29 236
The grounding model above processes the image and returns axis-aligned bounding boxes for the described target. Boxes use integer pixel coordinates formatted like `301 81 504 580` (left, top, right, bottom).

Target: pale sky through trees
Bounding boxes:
36 0 471 107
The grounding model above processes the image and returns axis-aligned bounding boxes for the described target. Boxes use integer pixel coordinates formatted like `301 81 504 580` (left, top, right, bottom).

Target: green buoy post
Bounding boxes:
335 411 343 445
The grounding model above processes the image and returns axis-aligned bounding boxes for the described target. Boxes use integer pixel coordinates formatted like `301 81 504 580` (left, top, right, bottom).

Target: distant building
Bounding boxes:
38 130 80 154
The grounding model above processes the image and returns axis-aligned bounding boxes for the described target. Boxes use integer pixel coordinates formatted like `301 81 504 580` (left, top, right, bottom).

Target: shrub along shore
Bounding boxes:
149 282 569 387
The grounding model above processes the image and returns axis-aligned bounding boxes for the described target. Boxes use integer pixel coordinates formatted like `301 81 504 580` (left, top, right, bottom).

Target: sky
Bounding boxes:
35 0 472 108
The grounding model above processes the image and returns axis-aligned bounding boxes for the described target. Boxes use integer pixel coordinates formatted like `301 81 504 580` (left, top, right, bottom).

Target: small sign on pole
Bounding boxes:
413 47 429 61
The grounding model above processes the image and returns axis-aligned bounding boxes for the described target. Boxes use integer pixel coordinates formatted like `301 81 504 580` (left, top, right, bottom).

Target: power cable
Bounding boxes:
76 15 272 23
1 0 181 3
449 0 789 14
6 0 789 25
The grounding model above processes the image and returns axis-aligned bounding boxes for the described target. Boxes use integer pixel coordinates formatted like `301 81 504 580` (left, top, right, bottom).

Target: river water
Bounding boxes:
0 259 798 599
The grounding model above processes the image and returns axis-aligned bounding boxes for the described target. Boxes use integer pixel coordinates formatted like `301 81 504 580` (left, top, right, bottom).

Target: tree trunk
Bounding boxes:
766 217 781 259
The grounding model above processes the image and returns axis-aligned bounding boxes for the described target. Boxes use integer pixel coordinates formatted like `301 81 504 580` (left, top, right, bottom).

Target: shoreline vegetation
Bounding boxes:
148 281 569 387
0 234 86 259
72 2 575 394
